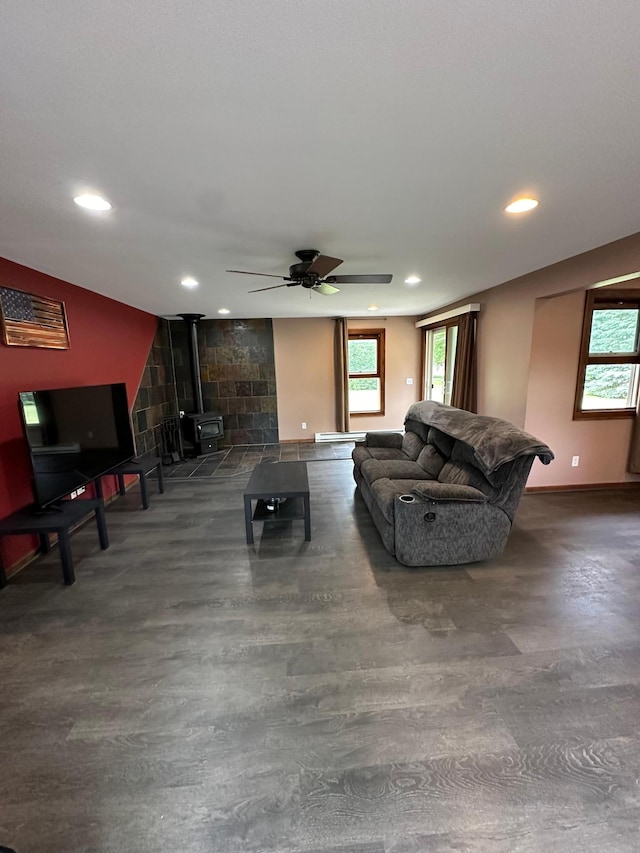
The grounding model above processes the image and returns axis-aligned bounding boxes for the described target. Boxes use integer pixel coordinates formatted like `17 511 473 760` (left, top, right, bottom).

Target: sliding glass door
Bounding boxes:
423 324 458 404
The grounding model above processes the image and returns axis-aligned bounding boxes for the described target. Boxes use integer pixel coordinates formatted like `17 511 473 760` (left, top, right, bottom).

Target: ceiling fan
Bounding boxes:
226 249 392 296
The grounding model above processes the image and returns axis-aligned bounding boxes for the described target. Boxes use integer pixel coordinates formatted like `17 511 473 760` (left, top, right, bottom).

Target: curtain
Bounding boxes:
628 402 640 473
450 311 478 412
334 317 350 432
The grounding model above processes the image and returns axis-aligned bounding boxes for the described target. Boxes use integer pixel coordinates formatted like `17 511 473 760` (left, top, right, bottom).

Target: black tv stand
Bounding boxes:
31 503 65 516
94 456 164 509
0 498 109 586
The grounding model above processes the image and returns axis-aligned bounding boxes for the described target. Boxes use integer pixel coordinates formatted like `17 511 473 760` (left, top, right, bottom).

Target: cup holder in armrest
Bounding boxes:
398 494 415 503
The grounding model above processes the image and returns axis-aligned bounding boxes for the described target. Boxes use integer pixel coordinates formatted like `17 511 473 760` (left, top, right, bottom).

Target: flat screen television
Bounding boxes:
18 382 136 508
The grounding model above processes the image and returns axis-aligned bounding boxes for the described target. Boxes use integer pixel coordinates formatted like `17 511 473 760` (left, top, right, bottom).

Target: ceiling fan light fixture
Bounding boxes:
73 193 112 211
404 275 421 285
180 277 199 289
313 282 340 296
229 251 391 295
505 197 539 214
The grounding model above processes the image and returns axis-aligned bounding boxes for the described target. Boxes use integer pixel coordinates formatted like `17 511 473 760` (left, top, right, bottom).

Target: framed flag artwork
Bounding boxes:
0 286 70 349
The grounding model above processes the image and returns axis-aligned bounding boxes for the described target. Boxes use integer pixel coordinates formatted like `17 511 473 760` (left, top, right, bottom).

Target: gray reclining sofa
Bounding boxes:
352 400 553 566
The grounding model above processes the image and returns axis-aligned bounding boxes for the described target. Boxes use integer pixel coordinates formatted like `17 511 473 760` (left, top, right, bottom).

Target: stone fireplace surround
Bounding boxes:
132 317 280 455
169 317 279 447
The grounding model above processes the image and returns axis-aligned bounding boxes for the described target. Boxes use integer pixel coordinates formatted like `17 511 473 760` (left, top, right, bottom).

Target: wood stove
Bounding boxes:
178 313 224 456
181 412 224 456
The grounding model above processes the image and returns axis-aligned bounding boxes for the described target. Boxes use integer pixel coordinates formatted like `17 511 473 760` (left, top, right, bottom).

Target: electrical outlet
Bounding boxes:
301 422 307 430
572 455 580 467
406 377 413 385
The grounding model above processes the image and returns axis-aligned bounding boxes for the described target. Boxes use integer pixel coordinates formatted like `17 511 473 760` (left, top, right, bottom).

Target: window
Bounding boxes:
423 322 458 404
348 329 385 415
574 290 640 419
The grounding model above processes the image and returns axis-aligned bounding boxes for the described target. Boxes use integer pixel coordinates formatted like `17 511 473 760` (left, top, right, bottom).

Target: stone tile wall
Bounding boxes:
131 319 179 458
170 319 193 411
170 318 278 446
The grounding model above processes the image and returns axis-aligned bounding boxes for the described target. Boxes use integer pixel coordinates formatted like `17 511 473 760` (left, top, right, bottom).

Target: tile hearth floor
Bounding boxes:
163 441 356 479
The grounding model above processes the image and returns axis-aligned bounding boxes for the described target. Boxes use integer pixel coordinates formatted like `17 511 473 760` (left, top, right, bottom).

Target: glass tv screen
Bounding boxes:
18 382 135 508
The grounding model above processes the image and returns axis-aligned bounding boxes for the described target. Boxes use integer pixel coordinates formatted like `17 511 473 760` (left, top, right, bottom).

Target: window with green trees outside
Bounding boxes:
348 329 385 415
575 290 640 418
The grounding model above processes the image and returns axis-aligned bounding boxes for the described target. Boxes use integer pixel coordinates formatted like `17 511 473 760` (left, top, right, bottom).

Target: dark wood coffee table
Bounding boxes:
243 461 311 544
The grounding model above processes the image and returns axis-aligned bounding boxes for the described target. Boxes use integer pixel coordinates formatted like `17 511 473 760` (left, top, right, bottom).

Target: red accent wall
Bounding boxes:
0 257 158 575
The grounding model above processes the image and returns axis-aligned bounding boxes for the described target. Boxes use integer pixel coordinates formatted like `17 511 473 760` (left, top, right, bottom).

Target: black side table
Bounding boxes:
0 498 109 586
96 456 164 510
243 461 311 545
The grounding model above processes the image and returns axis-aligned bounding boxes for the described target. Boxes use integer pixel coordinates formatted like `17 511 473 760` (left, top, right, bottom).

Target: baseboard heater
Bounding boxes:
314 429 403 443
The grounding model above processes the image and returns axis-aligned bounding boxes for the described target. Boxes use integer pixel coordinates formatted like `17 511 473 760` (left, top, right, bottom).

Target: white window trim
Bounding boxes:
415 303 480 329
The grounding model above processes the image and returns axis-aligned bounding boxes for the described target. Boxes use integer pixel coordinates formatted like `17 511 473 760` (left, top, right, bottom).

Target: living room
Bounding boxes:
2 2 640 851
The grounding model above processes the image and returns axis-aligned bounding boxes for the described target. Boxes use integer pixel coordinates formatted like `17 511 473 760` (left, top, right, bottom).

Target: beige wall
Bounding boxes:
524 290 638 487
274 233 640 485
273 316 422 440
273 318 336 441
421 232 640 425
419 231 640 487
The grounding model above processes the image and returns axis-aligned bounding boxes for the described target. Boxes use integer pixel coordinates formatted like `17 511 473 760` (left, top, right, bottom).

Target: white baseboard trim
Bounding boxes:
314 428 403 443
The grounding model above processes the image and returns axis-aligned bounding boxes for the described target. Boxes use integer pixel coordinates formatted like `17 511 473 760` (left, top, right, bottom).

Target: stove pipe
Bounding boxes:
178 313 205 414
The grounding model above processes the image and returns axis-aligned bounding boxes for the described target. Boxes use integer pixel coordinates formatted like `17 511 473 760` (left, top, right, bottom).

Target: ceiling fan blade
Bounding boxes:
306 254 343 278
327 274 393 284
248 283 289 293
226 269 285 279
313 282 340 296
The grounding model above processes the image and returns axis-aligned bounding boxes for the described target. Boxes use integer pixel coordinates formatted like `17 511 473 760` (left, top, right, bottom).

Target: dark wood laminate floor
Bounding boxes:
1 460 639 852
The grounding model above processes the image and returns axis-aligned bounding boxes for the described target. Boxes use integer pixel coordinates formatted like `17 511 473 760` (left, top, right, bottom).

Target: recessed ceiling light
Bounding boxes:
73 193 112 211
368 305 378 311
218 308 230 315
505 197 539 214
180 277 199 289
404 275 421 285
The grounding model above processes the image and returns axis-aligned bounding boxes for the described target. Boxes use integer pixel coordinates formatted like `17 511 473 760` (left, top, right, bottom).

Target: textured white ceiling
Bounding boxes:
1 1 639 319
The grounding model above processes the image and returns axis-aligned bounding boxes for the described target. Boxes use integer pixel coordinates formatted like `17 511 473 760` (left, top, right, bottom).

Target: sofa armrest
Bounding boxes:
410 482 488 503
365 431 403 449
